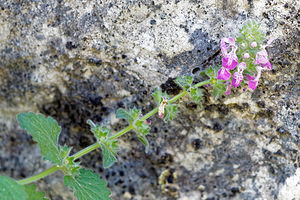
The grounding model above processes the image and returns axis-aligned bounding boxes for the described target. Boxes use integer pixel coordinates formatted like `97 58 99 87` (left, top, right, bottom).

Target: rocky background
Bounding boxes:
0 0 299 199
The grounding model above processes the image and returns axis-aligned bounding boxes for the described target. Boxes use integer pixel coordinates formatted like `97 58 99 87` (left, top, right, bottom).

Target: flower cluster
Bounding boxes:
217 37 274 94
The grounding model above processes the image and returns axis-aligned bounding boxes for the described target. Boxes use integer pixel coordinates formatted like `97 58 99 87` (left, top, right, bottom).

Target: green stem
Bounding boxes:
72 143 101 160
194 80 210 88
17 166 60 185
17 79 210 185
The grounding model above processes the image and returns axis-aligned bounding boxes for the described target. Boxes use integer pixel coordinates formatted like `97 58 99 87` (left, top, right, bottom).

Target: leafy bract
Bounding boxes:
213 82 226 100
17 112 64 165
116 107 139 123
204 66 217 80
136 134 149 153
24 184 48 200
189 87 203 107
163 104 178 121
100 142 118 168
88 122 119 168
200 66 226 100
64 168 111 200
174 75 193 90
0 175 27 200
151 88 169 105
116 107 151 153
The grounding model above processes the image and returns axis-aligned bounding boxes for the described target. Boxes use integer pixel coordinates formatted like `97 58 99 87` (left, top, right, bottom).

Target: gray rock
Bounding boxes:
0 0 299 199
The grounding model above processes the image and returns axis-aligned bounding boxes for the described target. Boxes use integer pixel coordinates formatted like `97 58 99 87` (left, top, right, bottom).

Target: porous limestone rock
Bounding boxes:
0 0 299 199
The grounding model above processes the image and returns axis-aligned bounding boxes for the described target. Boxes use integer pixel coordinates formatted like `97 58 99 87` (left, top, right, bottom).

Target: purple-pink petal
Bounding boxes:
217 67 231 80
248 80 258 91
222 56 238 70
232 72 243 87
256 49 269 65
262 61 272 70
246 74 255 81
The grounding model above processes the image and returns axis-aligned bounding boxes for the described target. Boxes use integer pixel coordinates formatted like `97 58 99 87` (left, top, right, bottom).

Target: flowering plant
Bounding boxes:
0 21 274 200
216 21 275 94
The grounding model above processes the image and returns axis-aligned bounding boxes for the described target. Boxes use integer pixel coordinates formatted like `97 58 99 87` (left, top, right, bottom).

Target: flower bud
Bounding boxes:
243 53 250 59
251 42 257 48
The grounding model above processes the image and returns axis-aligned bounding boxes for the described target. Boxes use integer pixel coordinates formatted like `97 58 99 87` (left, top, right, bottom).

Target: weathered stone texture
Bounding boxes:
0 0 299 199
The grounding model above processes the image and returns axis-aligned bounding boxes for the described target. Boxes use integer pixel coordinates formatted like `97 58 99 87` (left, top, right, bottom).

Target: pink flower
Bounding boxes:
220 37 238 70
255 49 269 65
247 67 262 91
158 97 167 118
222 54 238 70
217 67 231 80
262 61 272 70
232 72 243 87
255 38 276 70
231 62 247 87
220 37 235 55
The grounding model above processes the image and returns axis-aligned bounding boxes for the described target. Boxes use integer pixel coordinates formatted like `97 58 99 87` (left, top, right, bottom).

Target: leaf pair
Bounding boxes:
0 176 47 200
116 107 151 153
201 67 226 100
88 121 119 169
174 75 204 107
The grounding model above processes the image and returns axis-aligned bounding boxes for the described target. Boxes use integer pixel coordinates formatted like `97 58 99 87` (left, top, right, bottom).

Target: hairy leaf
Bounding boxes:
189 87 203 107
163 104 178 121
0 175 27 200
87 121 119 168
134 119 150 153
116 107 140 123
213 82 226 100
100 141 119 168
174 76 193 90
64 168 111 200
17 112 63 165
137 134 149 153
151 88 169 105
135 119 150 136
24 184 48 200
205 66 216 79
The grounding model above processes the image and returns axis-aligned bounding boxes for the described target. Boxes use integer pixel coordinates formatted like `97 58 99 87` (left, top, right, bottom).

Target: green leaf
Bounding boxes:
189 87 203 107
135 119 150 136
151 88 169 105
213 82 226 100
163 104 178 121
116 107 140 123
134 119 151 153
24 184 48 200
174 76 193 90
100 141 119 168
64 168 111 200
205 66 215 79
90 125 111 140
87 122 119 168
17 112 63 165
0 175 27 200
136 134 149 153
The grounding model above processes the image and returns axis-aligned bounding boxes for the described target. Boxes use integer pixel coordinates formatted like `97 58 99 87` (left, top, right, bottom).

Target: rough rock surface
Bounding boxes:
0 0 299 199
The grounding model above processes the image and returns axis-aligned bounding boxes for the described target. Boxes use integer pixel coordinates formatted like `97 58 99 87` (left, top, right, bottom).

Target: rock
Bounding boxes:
0 0 299 199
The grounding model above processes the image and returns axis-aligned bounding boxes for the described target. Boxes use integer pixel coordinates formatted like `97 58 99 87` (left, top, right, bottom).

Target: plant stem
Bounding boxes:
17 79 210 185
17 166 60 185
72 143 100 160
194 80 210 89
